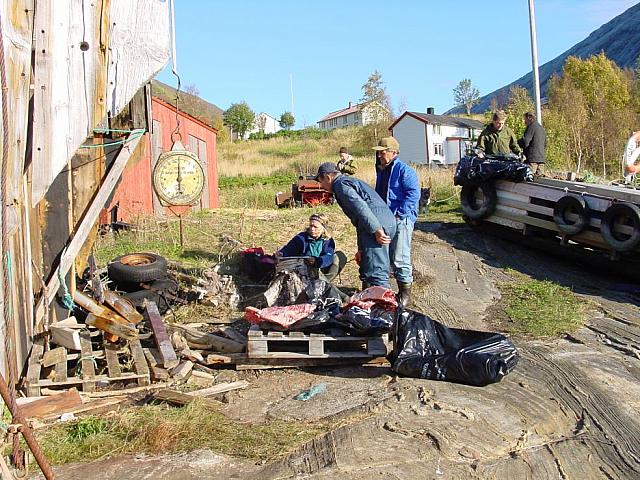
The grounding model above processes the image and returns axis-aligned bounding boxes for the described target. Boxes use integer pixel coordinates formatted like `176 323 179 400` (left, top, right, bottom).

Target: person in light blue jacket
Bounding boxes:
373 137 420 307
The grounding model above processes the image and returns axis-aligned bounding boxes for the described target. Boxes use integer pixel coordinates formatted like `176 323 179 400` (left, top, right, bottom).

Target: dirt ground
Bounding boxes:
34 219 640 479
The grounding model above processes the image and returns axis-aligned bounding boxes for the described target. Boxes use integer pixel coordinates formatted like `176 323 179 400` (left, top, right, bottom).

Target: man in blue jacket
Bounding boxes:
315 162 396 288
373 137 420 307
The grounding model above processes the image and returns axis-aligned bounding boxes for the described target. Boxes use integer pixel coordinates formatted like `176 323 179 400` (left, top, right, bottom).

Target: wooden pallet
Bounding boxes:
247 325 389 359
25 333 150 396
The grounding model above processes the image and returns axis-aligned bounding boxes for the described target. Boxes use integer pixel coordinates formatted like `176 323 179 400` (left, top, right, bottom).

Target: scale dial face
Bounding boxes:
152 150 205 206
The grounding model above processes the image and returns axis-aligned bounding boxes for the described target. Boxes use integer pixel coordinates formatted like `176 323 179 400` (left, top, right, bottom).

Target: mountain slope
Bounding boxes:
446 3 640 114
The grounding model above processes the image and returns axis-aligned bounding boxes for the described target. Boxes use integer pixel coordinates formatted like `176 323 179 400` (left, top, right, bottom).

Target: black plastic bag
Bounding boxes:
389 309 519 387
335 305 394 336
454 155 533 186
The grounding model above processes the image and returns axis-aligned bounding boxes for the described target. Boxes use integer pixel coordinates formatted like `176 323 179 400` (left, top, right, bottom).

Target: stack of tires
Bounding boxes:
107 253 178 313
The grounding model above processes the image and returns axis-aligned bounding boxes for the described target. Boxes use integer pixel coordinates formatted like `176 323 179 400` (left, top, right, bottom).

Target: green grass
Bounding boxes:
218 173 296 188
499 270 586 337
35 402 329 465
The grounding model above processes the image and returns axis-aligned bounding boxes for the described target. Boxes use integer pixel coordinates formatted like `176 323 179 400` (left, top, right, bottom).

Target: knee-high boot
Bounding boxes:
397 282 412 307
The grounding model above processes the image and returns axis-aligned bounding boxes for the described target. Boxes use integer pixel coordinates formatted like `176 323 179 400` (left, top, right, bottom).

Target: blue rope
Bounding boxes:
78 129 145 149
58 268 76 311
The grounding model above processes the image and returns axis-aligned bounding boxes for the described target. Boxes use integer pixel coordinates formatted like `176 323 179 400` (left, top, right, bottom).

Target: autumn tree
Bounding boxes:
505 86 535 139
279 111 295 130
223 102 255 140
359 70 392 142
453 79 480 115
184 83 200 96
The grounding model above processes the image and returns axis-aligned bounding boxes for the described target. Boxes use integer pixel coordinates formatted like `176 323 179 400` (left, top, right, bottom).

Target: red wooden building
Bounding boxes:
103 84 220 224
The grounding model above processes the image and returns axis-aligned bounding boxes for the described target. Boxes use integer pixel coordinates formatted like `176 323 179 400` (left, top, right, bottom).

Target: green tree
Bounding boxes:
453 79 480 115
360 70 392 141
223 102 255 140
563 53 632 176
505 86 535 139
279 111 295 130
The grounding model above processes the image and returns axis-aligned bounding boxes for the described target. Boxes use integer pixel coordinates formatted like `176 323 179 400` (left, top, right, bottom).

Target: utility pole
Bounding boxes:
528 0 543 124
289 73 295 118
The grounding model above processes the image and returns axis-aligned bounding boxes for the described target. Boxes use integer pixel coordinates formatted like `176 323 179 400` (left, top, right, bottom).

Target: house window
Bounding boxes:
434 143 443 156
343 116 348 125
433 124 442 135
188 134 207 160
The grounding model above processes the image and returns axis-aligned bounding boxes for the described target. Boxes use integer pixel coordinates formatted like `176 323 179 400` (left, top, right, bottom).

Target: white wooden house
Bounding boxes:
389 110 484 166
246 112 282 138
317 101 389 130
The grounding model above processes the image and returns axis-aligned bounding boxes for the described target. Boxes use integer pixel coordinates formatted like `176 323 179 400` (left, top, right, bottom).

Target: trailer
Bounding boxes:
460 176 640 274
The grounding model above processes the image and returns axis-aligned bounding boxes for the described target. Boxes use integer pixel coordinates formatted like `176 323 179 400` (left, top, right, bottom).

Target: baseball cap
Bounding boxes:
314 162 339 180
372 136 400 152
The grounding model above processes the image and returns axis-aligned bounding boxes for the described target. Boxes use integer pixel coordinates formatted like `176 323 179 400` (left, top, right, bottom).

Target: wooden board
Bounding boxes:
25 338 45 397
18 388 83 419
79 331 96 393
129 338 151 386
146 301 178 369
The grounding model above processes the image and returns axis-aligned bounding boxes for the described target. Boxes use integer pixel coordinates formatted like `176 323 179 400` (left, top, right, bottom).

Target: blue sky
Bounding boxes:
156 0 639 128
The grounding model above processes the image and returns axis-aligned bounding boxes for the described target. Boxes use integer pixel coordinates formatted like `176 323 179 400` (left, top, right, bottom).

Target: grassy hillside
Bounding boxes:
217 126 459 211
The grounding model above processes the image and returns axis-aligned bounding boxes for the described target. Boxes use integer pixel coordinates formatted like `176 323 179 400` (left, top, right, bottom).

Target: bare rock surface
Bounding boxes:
33 221 640 479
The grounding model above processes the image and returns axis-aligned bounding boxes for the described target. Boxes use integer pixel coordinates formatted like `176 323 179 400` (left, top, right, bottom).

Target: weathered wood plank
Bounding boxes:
79 331 96 393
146 301 178 369
104 343 122 379
18 388 83 419
25 339 45 397
129 338 151 386
41 347 67 368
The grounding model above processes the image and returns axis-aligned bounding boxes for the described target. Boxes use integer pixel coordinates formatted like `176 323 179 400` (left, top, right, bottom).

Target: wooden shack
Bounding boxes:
0 1 170 386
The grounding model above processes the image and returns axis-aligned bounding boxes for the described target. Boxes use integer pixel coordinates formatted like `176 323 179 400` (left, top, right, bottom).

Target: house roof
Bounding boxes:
389 111 485 131
318 103 361 122
152 80 223 128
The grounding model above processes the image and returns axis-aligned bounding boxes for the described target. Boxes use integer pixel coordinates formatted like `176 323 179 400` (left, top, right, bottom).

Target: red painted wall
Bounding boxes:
104 97 219 224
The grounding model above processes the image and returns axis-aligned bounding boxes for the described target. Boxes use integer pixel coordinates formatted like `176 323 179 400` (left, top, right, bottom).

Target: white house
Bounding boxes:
235 112 282 140
389 110 484 166
317 101 389 130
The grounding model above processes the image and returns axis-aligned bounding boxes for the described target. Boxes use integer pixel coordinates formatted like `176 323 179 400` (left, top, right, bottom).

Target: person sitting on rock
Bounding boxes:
276 213 347 283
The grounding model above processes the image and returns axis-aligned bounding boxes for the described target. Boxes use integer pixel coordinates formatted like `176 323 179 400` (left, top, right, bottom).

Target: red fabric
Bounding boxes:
241 246 266 256
244 304 316 328
347 286 397 311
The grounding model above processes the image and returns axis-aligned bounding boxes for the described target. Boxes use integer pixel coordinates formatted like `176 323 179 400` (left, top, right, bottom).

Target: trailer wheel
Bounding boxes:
553 195 590 235
108 253 168 283
600 202 640 252
460 184 497 220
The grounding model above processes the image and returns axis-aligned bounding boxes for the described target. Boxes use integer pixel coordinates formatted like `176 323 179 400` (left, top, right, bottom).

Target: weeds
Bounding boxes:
37 402 329 465
498 270 586 337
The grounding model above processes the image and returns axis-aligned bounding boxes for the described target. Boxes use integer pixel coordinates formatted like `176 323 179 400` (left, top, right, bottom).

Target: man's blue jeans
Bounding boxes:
390 216 414 283
357 218 397 287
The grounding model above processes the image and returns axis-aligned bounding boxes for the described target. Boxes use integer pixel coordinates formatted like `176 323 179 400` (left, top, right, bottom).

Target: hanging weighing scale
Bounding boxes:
152 139 205 245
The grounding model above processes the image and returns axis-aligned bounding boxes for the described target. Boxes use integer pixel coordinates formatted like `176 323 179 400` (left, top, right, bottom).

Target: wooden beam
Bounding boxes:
33 134 143 329
17 388 83 419
145 301 178 369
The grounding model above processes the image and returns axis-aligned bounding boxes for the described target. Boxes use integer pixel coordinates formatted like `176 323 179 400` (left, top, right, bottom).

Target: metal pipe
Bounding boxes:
0 372 55 479
528 0 543 124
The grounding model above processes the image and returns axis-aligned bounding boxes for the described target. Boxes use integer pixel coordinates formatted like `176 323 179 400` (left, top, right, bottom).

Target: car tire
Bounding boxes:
108 253 168 283
460 183 497 220
600 202 640 252
553 195 590 235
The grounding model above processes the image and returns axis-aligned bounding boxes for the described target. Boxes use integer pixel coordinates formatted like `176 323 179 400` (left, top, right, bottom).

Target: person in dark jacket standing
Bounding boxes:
476 110 521 157
314 162 396 288
518 112 546 175
373 137 420 307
